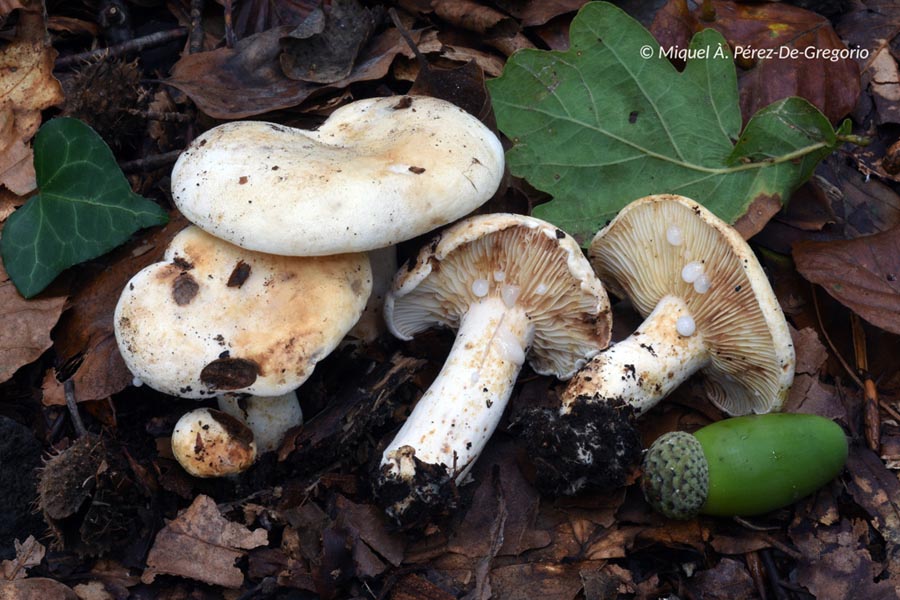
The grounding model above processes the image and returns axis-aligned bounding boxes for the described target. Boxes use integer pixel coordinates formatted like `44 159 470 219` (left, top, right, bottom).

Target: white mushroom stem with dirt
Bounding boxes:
374 213 611 527
523 194 796 496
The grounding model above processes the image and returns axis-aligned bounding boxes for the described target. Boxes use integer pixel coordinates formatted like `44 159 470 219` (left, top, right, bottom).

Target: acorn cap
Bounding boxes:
589 194 794 415
114 226 371 398
386 213 611 378
171 95 505 256
641 431 709 520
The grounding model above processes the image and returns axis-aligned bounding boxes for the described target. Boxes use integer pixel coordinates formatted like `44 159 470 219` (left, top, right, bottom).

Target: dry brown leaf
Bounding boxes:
790 517 899 598
686 558 756 600
489 562 587 600
0 578 77 600
166 27 416 119
843 446 900 578
790 326 829 375
0 1 26 19
793 227 900 334
333 495 405 568
142 495 268 589
0 6 64 195
44 212 186 405
785 375 847 422
280 0 377 83
0 257 67 384
492 0 589 28
836 0 900 125
0 536 44 580
651 0 860 124
448 442 548 558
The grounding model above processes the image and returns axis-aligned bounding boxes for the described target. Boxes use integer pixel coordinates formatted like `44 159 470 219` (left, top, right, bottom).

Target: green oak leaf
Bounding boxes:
488 1 849 243
1 117 168 298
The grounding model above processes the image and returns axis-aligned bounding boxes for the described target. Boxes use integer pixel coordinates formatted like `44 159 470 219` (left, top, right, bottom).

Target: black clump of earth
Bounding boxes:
369 451 458 532
0 416 45 560
518 399 642 497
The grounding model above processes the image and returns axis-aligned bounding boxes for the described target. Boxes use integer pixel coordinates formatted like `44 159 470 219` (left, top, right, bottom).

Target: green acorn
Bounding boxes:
642 413 848 519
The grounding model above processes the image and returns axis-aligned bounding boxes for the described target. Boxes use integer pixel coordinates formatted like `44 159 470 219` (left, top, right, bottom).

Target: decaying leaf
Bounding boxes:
0 536 44 580
166 26 416 119
142 495 268 589
0 578 77 600
836 0 900 125
280 0 378 83
0 259 67 384
793 226 900 334
0 4 64 195
652 0 860 125
491 0 590 27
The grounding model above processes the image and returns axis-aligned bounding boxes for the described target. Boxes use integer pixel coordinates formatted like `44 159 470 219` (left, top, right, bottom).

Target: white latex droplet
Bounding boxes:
471 278 489 297
676 315 696 336
470 369 480 385
493 270 506 282
501 285 521 308
534 283 548 295
494 324 526 365
681 261 703 284
693 274 711 294
666 225 683 246
132 376 144 387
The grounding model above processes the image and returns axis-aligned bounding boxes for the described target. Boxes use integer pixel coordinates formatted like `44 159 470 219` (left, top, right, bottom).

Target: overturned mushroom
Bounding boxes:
171 95 505 257
524 194 795 495
115 226 371 473
373 214 611 527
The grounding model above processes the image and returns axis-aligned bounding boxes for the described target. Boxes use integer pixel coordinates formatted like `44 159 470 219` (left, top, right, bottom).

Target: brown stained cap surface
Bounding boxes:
114 226 372 398
589 194 795 414
386 213 611 379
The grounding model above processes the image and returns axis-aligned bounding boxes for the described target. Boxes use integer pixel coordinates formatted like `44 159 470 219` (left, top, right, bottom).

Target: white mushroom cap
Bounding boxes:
171 407 256 477
217 391 303 454
171 95 505 256
114 226 372 398
588 194 794 414
387 213 611 378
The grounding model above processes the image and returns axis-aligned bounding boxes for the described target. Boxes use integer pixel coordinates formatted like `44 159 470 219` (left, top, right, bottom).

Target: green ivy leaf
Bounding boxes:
1 118 168 298
488 2 847 243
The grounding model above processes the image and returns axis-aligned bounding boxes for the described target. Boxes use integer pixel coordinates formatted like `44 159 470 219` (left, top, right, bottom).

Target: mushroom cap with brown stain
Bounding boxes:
386 213 611 378
171 407 256 477
589 194 794 415
114 226 372 398
171 95 505 256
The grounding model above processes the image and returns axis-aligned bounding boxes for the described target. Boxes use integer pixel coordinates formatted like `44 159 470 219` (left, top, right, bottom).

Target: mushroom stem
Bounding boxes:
562 295 710 414
217 391 303 454
381 296 534 483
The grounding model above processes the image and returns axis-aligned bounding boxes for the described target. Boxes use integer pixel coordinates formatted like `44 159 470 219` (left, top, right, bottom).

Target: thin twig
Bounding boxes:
811 284 864 389
852 313 881 452
223 0 237 48
189 0 205 54
55 27 188 70
64 380 88 438
388 8 428 72
125 109 193 123
119 149 183 173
